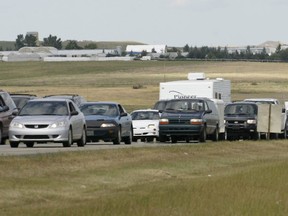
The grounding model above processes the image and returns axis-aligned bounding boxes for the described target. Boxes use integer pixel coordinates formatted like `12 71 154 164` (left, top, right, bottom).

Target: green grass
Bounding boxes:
1 141 288 215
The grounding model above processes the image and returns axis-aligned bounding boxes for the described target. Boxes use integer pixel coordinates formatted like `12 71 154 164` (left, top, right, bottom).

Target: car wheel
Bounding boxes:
146 137 154 142
113 128 121 145
124 128 132 145
10 141 19 148
159 135 167 142
63 128 73 147
212 126 219 142
0 128 4 145
199 126 207 143
77 127 86 147
25 142 34 148
171 136 177 143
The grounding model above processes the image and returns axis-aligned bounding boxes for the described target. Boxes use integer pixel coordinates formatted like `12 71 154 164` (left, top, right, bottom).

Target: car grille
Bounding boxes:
25 124 49 129
23 135 50 139
169 119 190 124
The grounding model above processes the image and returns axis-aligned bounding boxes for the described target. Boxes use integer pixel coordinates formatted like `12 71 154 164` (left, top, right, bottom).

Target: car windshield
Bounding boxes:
131 111 159 120
153 101 168 110
225 104 257 115
80 104 118 117
165 100 205 112
19 101 68 116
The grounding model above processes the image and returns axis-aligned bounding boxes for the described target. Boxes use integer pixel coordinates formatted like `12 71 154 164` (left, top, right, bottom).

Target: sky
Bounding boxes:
1 0 288 47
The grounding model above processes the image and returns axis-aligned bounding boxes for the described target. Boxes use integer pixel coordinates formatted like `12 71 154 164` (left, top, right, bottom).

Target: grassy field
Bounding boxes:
1 60 288 215
1 61 288 111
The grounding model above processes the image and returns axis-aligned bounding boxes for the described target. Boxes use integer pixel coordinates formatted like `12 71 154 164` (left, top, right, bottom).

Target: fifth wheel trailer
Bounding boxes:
159 73 231 103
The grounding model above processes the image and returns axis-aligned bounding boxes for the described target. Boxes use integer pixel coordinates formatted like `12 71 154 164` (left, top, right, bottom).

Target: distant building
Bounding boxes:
126 45 167 55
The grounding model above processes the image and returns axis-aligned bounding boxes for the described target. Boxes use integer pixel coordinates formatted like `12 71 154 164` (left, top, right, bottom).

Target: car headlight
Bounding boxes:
247 119 257 124
101 123 116 128
160 119 169 125
190 119 204 125
148 124 156 129
50 121 66 128
10 122 24 129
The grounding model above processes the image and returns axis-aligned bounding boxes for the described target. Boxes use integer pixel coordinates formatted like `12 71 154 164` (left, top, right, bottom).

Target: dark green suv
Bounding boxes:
159 98 221 143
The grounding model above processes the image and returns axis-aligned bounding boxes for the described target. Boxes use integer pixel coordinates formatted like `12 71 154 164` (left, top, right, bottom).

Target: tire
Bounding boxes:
25 142 34 148
199 126 207 143
212 126 219 142
253 132 261 140
63 128 73 147
113 128 121 145
146 137 154 142
0 128 4 145
124 128 132 145
159 135 167 143
77 127 87 147
10 141 19 148
171 136 177 143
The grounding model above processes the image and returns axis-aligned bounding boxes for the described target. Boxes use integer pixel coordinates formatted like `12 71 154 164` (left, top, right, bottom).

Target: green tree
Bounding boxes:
25 34 37 47
65 40 82 50
183 44 190 52
84 43 97 49
15 34 25 50
276 44 281 54
43 34 62 49
141 50 147 57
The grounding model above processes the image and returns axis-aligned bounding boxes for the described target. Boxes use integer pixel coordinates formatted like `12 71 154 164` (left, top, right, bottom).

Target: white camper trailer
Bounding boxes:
159 73 231 103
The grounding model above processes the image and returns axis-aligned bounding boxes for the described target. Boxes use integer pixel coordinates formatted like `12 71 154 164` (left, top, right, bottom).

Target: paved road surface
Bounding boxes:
0 141 188 156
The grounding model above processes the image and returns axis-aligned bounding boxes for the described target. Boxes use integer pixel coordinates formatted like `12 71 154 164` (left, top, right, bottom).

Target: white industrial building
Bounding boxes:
0 46 130 62
126 45 167 54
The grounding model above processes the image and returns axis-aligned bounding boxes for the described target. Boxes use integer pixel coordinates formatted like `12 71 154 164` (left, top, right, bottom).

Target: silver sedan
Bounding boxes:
9 98 87 148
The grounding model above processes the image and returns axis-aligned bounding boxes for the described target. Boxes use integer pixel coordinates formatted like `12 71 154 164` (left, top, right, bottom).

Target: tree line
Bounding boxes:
175 44 288 61
14 33 97 50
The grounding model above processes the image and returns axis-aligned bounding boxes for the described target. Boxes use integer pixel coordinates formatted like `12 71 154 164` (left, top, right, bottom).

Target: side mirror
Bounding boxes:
120 112 128 117
70 110 79 116
205 109 212 114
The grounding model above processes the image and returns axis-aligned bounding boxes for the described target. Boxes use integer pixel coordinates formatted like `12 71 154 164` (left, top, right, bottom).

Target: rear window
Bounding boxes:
131 111 159 120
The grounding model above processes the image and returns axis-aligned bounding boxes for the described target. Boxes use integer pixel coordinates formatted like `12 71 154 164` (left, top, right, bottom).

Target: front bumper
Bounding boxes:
9 127 69 143
159 124 203 137
86 127 118 141
133 127 159 138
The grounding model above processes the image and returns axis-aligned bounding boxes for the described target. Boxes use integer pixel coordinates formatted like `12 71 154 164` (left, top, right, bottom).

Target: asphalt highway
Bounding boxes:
0 141 183 156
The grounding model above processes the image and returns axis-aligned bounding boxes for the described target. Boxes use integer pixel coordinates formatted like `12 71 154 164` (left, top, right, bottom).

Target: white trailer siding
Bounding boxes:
159 79 231 103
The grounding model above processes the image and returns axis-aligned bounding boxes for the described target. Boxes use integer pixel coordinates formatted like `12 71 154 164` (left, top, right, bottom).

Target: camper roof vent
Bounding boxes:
188 72 206 80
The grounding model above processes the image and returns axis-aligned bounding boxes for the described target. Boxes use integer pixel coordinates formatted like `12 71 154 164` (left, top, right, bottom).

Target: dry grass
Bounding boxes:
2 61 288 110
1 141 288 215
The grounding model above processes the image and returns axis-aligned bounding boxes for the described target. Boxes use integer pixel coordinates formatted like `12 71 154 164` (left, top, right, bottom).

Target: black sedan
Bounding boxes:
80 102 133 144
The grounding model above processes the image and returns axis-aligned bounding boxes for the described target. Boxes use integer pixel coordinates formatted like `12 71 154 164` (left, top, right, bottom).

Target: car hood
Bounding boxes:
13 115 68 124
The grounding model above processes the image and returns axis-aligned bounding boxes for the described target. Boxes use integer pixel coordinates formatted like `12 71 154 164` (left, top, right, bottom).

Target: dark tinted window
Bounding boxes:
225 104 257 115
